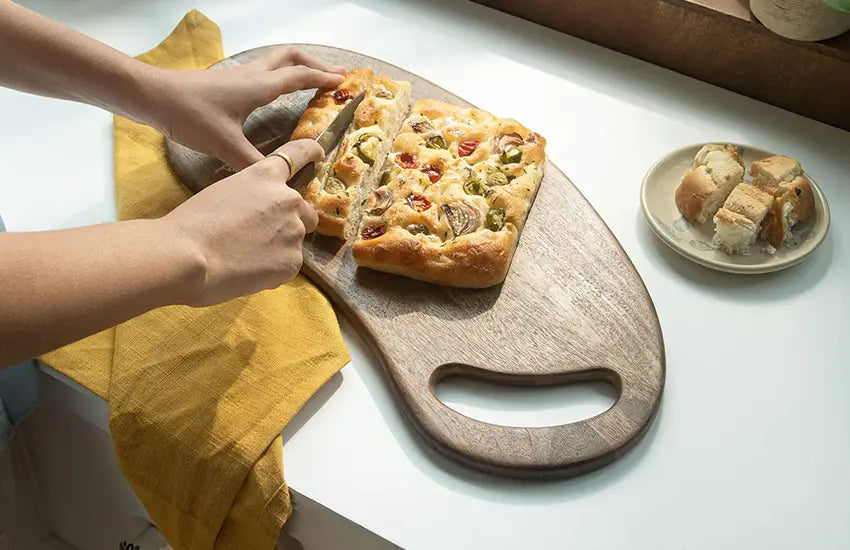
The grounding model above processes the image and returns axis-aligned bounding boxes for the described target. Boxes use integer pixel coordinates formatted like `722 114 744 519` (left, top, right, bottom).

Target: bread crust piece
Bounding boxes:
675 166 716 223
675 144 744 224
303 179 349 236
291 68 374 140
776 175 815 222
761 200 792 249
352 224 519 288
760 175 815 249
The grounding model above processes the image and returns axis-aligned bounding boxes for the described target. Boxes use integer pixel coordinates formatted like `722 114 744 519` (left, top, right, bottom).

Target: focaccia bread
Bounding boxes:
293 69 411 236
351 99 546 288
675 144 744 224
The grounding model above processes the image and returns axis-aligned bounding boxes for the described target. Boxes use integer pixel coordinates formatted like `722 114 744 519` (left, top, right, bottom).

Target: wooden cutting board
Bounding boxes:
166 44 665 479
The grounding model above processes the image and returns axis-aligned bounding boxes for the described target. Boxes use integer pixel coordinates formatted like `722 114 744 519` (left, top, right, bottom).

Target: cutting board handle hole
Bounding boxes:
433 367 618 428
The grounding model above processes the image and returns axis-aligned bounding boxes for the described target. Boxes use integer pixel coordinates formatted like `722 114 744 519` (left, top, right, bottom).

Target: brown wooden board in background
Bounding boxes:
472 0 850 132
166 45 665 479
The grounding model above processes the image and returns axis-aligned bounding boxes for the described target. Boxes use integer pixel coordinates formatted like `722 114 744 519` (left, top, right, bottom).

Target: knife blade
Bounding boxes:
287 91 366 193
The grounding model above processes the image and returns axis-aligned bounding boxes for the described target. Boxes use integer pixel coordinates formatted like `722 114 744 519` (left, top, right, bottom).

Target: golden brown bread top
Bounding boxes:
751 155 802 189
353 75 410 129
722 183 773 225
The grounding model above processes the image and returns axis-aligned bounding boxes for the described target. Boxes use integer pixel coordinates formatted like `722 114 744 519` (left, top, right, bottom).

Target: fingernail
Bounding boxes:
331 65 346 74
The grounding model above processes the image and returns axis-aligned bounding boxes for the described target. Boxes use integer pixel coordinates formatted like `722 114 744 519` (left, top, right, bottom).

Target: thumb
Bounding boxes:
217 130 264 171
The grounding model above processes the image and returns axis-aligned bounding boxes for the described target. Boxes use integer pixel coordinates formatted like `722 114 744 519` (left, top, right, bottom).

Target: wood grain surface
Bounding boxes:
472 0 850 132
166 45 665 478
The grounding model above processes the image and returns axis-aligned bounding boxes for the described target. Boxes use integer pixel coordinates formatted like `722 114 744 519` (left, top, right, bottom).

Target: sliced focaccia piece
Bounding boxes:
761 176 816 249
294 70 411 236
351 99 546 288
712 183 773 254
750 155 816 250
713 209 759 255
675 144 744 224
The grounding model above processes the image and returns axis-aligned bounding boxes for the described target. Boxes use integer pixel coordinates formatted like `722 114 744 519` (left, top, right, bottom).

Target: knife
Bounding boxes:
287 91 366 194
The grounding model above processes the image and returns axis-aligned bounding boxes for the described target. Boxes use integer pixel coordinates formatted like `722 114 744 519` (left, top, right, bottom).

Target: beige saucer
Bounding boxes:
640 143 830 274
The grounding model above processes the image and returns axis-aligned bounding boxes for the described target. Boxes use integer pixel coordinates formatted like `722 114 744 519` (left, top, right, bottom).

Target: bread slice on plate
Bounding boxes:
675 144 744 223
713 183 773 254
750 155 802 190
751 155 816 250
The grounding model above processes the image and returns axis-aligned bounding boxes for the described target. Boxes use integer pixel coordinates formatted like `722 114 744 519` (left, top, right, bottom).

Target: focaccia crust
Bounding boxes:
352 224 519 288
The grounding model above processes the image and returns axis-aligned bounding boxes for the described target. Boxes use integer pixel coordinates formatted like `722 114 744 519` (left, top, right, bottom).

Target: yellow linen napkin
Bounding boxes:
42 10 350 549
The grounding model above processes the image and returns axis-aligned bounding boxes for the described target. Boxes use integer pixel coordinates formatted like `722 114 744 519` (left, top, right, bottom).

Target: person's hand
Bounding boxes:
162 139 322 306
145 47 344 171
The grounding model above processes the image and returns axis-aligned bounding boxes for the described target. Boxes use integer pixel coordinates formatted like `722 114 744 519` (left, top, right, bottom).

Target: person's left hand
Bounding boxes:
143 47 345 170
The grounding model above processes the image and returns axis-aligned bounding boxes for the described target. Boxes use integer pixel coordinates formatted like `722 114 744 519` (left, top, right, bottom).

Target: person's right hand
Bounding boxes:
163 139 322 307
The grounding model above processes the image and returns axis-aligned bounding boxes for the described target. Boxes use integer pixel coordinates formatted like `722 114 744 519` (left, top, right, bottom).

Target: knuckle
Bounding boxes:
281 187 302 205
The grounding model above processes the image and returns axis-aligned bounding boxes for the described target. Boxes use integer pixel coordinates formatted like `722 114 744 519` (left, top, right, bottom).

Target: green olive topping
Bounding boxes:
486 172 509 186
425 135 448 150
379 171 392 187
357 132 377 144
355 135 378 165
407 223 429 235
463 177 487 196
500 147 522 164
485 208 506 231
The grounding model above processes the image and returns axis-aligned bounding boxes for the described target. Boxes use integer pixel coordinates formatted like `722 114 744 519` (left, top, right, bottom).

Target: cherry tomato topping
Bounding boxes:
332 89 352 104
395 153 418 169
421 163 442 183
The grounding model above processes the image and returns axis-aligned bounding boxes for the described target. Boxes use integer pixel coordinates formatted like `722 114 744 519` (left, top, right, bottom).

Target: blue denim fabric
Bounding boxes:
0 361 40 446
0 214 41 446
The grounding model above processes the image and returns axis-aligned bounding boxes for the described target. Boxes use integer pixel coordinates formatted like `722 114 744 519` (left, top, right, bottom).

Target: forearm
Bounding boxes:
0 0 159 123
0 219 203 367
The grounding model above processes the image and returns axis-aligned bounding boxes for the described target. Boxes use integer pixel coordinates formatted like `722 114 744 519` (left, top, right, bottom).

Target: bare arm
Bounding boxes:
0 3 346 366
0 0 344 168
0 0 155 121
0 221 198 365
0 143 322 368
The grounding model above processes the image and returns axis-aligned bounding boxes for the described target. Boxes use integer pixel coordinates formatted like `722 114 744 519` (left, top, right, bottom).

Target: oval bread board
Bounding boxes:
166 44 665 478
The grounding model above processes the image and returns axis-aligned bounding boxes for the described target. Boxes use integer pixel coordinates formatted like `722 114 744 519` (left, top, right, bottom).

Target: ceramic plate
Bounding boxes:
640 143 830 274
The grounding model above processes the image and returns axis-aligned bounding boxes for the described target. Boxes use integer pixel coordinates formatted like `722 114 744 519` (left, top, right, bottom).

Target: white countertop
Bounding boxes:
4 1 850 549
